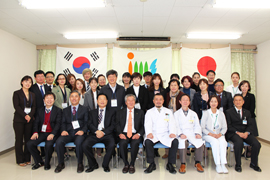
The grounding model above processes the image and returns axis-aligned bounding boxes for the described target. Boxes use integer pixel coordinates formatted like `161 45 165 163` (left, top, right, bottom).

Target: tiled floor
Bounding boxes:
0 141 269 180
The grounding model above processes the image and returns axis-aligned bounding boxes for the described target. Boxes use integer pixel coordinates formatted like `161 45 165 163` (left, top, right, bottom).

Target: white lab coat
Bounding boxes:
225 84 242 98
174 108 204 149
144 106 177 147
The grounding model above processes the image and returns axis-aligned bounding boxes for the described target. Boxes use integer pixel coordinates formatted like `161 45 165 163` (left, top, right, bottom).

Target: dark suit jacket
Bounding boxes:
115 108 145 137
30 83 51 109
147 87 166 109
243 92 256 118
218 90 233 113
192 91 214 119
225 107 253 139
33 105 62 135
13 89 36 123
61 105 88 135
126 85 149 113
99 83 126 112
88 108 115 136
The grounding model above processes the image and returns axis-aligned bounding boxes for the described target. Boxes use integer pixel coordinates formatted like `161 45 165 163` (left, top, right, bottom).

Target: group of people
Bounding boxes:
12 68 261 175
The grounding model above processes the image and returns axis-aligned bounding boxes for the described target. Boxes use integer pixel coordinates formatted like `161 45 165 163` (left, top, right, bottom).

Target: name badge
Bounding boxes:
62 103 68 108
24 107 31 114
189 120 194 124
135 103 141 109
111 99 117 107
243 119 247 125
41 124 47 132
164 114 169 122
72 120 80 129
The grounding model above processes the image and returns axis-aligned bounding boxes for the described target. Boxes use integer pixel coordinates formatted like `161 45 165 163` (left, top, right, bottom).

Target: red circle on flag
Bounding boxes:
197 56 217 77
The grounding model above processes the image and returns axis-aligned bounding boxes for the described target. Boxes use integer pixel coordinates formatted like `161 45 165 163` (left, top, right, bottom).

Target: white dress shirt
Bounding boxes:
123 108 136 133
109 83 117 93
93 91 98 109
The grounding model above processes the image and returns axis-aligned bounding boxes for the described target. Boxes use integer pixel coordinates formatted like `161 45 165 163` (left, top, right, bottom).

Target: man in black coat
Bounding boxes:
214 78 233 113
54 91 88 173
27 92 62 170
115 94 145 174
83 93 116 173
225 94 261 173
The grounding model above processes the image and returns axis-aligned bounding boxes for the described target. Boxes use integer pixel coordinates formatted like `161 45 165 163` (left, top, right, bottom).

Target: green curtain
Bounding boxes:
38 48 256 94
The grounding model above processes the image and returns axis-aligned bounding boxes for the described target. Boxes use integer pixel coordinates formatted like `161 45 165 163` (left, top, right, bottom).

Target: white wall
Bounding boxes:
255 40 270 141
0 29 37 152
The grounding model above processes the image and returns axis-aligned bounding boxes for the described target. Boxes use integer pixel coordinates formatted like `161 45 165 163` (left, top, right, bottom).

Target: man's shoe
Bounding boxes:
179 164 186 174
77 163 84 173
144 163 156 173
250 163 262 172
235 165 242 172
166 163 176 174
162 154 168 159
122 165 129 174
195 163 204 173
85 163 99 173
129 165 135 174
103 166 110 172
32 162 44 170
44 164 51 170
54 163 65 173
216 165 223 174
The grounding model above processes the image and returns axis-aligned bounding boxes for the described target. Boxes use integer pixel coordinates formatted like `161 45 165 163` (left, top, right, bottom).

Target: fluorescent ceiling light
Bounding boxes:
18 0 105 9
64 32 118 39
186 33 242 39
213 0 270 8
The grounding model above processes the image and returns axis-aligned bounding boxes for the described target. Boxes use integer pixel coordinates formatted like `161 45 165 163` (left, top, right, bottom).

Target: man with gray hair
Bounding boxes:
115 94 145 174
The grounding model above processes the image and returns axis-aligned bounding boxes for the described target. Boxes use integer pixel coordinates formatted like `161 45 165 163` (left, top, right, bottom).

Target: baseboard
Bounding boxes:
257 137 270 145
0 146 15 156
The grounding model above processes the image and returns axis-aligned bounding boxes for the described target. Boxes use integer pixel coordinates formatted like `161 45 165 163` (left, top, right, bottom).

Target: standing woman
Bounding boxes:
52 74 71 109
72 78 86 105
180 75 196 109
84 77 100 112
67 74 76 91
201 95 228 174
226 72 242 98
13 75 36 166
147 73 166 109
193 79 214 120
239 80 258 137
191 72 201 92
97 74 106 90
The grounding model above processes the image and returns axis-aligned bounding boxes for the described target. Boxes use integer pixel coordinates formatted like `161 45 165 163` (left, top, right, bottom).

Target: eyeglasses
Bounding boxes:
46 76 54 79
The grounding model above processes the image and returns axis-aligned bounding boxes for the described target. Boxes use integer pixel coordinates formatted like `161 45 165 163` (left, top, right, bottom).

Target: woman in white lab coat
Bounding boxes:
174 94 204 174
201 95 228 174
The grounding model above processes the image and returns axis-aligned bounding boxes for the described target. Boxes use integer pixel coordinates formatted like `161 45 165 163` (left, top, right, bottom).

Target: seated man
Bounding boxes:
214 78 233 112
144 93 178 174
115 94 145 174
225 94 261 172
174 94 204 174
27 92 62 170
82 93 115 173
54 90 88 173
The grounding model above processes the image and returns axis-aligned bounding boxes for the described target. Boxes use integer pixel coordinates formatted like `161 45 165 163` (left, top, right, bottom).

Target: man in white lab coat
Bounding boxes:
174 94 204 174
144 93 178 174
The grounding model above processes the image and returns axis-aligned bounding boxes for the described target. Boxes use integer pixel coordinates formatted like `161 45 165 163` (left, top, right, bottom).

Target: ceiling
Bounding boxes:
1 0 270 45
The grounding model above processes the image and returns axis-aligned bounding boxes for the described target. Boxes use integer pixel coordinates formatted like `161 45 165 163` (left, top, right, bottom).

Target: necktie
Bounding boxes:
86 82 90 91
238 110 241 119
127 110 132 138
45 109 50 114
157 108 161 113
40 85 44 98
73 107 76 116
98 109 104 124
218 94 222 100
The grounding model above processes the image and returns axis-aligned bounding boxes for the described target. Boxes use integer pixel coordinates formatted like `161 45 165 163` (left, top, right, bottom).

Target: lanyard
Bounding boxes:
211 114 218 128
60 87 67 103
232 86 238 96
44 110 51 125
24 94 32 108
112 90 117 99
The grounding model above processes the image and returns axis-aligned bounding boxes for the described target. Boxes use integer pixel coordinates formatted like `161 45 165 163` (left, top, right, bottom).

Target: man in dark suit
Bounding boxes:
214 78 233 112
99 69 125 114
225 94 261 172
45 71 55 90
54 90 88 173
27 92 62 170
30 70 51 109
126 72 149 113
143 71 152 89
82 93 115 173
115 94 145 174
